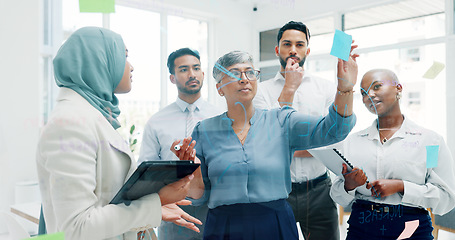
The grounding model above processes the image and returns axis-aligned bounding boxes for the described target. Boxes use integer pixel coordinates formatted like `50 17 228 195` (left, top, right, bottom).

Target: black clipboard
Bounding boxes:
110 160 200 205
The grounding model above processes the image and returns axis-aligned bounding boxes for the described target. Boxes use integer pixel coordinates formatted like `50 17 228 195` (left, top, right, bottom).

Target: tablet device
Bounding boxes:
110 160 200 205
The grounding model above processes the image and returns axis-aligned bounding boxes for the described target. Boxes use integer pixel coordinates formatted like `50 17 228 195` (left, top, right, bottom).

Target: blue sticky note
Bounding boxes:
426 145 439 168
330 29 352 61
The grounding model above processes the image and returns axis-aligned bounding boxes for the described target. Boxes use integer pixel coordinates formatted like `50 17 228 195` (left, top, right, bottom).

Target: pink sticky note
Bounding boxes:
397 220 419 240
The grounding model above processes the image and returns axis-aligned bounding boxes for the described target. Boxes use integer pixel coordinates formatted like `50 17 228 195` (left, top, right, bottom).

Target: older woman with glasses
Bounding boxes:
172 50 359 239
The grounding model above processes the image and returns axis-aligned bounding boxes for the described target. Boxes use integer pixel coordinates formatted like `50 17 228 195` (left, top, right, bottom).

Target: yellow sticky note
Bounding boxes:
79 0 115 13
423 61 445 79
28 232 64 240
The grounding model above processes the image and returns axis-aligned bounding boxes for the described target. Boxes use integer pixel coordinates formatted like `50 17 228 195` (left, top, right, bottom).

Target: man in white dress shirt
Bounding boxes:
139 48 220 240
253 21 339 240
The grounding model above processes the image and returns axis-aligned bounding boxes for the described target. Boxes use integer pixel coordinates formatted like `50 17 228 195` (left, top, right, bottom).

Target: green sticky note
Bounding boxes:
28 232 64 240
426 145 439 168
79 0 115 13
423 61 445 79
330 29 352 61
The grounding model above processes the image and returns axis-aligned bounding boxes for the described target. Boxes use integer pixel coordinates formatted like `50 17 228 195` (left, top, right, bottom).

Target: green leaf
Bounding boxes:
132 139 137 145
129 124 135 134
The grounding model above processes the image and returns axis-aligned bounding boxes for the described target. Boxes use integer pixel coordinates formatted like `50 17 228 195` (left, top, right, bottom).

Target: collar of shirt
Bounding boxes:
359 115 420 142
175 97 203 112
219 108 260 127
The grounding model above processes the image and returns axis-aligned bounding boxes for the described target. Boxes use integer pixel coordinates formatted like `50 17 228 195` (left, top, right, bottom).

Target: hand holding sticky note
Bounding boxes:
330 29 352 61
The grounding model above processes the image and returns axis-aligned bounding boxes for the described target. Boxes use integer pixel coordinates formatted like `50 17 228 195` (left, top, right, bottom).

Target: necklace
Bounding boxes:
234 125 250 144
379 131 392 144
237 131 248 144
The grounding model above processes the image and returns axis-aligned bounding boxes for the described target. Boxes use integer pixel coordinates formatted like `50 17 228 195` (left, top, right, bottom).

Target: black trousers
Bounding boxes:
287 174 340 240
347 200 433 240
204 199 298 240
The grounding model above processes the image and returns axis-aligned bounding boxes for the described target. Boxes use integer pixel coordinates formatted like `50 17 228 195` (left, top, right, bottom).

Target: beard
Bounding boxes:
279 55 306 69
176 78 203 95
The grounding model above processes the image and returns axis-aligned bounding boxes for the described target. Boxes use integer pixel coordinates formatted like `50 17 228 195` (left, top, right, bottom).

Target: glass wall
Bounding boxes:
167 15 209 103
110 6 161 154
345 0 446 137
55 1 211 156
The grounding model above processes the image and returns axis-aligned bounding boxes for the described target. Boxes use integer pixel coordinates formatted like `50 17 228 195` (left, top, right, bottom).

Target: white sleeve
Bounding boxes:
253 83 280 109
330 176 356 207
138 119 162 162
401 136 455 215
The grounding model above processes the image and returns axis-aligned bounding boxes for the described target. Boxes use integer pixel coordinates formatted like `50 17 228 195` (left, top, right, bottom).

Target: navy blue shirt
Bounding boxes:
191 106 356 209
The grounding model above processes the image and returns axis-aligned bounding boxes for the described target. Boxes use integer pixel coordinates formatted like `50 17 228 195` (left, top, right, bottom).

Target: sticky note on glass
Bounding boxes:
79 0 115 13
423 61 445 79
426 145 439 168
330 29 352 61
29 232 64 240
397 220 419 240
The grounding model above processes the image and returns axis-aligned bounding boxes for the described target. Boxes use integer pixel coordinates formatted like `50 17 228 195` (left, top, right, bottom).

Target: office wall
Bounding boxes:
248 0 455 155
0 0 42 234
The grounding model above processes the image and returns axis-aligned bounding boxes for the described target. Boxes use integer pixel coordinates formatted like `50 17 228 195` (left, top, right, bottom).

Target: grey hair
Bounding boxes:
213 51 254 83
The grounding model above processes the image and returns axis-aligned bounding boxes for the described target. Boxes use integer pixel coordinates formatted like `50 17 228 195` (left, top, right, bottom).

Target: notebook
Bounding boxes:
308 148 374 196
110 160 200 205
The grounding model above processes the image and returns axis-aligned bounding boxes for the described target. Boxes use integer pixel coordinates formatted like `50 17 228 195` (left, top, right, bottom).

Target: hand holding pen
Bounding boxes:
366 179 404 198
170 137 196 161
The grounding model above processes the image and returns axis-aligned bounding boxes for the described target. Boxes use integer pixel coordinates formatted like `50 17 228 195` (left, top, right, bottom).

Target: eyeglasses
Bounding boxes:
225 69 260 81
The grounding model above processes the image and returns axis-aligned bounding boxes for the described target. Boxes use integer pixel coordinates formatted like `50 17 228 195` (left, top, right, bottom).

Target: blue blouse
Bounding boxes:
191 106 356 209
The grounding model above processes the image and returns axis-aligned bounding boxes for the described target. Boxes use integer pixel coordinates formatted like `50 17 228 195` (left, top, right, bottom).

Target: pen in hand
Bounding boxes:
366 181 380 199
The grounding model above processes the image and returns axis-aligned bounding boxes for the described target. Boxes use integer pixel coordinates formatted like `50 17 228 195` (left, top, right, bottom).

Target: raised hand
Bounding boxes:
342 164 367 191
170 137 204 199
278 58 304 107
337 42 359 91
171 137 196 161
284 58 304 90
162 200 202 233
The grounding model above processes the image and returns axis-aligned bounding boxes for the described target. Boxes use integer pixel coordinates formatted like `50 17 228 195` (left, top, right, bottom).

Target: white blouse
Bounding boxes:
330 117 455 215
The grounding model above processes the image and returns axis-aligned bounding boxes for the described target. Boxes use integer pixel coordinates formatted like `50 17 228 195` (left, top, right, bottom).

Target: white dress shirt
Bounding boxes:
139 97 221 162
253 71 336 182
330 117 455 215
